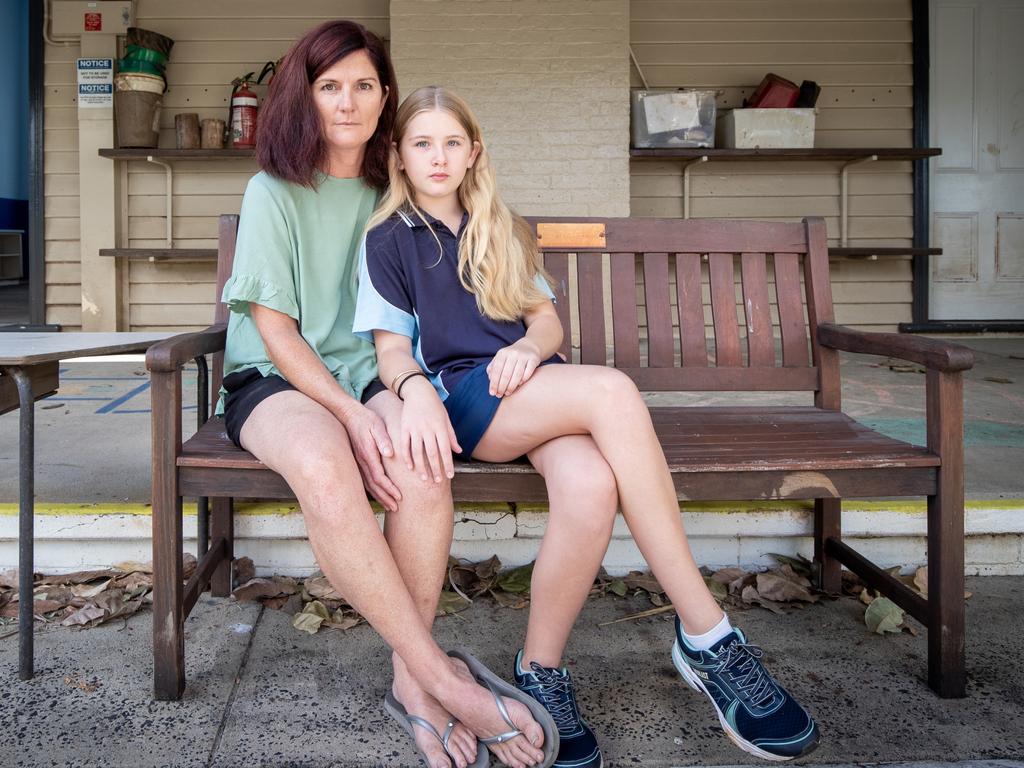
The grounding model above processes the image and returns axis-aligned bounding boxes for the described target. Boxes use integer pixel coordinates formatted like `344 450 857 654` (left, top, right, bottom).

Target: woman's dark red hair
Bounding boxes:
255 20 397 190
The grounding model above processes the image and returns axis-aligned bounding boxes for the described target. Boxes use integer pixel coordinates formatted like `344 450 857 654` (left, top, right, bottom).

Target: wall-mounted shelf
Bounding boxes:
629 148 940 161
99 248 217 262
99 148 255 248
629 147 942 248
99 148 255 160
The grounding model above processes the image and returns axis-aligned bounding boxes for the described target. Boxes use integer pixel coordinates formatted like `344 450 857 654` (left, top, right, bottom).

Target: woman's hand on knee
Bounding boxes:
399 378 460 483
340 404 402 512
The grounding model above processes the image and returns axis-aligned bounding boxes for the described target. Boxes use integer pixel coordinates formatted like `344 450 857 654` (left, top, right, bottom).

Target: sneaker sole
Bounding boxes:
671 640 814 762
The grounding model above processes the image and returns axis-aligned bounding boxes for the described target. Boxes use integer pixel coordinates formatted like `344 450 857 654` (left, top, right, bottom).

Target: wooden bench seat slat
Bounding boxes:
674 254 708 367
178 408 936 472
741 253 776 367
610 253 640 368
709 253 742 367
576 255 606 365
643 253 674 367
774 253 810 367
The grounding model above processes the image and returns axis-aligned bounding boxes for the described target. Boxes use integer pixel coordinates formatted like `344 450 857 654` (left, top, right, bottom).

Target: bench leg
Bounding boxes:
813 498 842 593
151 370 185 701
210 497 234 597
927 487 966 697
926 368 966 698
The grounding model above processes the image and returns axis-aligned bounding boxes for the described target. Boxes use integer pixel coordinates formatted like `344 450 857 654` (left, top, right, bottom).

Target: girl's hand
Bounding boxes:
399 377 462 482
487 338 542 397
339 403 402 512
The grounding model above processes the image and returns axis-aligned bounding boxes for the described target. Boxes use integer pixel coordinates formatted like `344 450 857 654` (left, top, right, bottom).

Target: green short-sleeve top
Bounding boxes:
217 171 379 414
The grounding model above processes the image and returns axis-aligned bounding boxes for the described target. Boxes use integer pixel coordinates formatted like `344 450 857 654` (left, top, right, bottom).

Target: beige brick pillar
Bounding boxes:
77 34 121 331
390 0 630 217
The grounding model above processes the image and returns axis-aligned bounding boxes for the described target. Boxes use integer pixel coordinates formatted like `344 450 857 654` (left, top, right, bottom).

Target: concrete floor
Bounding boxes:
2 577 1023 767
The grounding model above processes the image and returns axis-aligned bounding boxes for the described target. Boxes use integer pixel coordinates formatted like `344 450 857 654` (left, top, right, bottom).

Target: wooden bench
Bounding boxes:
147 214 974 701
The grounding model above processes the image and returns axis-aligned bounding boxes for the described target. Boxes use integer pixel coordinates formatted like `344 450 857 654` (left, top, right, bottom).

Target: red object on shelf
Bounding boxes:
745 73 800 108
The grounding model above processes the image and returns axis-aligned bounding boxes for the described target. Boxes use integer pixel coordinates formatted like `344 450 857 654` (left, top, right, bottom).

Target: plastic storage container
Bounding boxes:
717 108 816 149
631 89 716 148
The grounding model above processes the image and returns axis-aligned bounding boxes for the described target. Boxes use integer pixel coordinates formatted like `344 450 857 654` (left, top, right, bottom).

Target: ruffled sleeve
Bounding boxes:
220 174 299 320
221 273 300 320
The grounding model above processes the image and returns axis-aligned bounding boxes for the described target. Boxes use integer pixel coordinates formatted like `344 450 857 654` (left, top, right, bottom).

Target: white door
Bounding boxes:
930 0 1024 320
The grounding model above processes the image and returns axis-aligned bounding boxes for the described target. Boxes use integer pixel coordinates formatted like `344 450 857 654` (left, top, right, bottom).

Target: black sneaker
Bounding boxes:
672 617 819 761
513 650 603 768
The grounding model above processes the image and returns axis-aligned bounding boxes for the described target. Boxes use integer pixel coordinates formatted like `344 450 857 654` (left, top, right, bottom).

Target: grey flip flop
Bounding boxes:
447 647 560 768
384 690 489 768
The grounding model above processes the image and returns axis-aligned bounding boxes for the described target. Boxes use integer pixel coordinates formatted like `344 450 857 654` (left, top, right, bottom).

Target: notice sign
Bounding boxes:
77 58 113 109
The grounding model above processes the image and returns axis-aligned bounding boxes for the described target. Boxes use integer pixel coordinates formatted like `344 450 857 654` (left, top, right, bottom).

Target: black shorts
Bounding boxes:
222 367 387 448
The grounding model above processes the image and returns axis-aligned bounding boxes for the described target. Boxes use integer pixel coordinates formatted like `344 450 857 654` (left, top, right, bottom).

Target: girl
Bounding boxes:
354 86 820 766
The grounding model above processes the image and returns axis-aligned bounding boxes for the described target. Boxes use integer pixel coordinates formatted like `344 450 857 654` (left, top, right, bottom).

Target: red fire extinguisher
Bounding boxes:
229 79 258 149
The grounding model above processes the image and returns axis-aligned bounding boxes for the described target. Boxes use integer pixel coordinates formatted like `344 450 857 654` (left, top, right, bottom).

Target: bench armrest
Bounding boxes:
817 322 974 373
146 324 227 373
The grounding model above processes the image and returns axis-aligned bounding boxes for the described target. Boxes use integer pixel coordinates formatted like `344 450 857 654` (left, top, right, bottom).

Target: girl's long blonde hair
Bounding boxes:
366 86 552 322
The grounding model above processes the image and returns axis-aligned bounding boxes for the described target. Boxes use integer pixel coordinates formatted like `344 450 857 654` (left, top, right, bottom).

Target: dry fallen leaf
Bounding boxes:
61 605 106 627
740 585 786 614
624 571 664 595
756 571 818 603
231 578 297 603
864 596 904 634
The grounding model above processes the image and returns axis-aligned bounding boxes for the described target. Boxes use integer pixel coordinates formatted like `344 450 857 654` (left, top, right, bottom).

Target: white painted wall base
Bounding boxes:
2 501 1022 577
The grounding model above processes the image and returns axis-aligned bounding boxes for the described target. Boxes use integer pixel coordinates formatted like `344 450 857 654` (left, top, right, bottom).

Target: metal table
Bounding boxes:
1 332 172 680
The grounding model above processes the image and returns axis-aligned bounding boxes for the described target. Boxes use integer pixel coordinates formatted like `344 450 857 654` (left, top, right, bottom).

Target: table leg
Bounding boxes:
9 366 35 680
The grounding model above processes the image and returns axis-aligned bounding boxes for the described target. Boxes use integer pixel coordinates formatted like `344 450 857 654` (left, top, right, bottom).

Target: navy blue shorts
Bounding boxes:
222 367 387 448
442 358 563 460
442 364 503 461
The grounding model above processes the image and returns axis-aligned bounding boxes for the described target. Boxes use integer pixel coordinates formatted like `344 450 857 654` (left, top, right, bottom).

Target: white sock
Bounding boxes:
681 613 733 651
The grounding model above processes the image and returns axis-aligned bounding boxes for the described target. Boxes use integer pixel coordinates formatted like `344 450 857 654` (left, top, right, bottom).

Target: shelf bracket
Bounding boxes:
681 155 709 219
839 155 877 247
146 156 174 248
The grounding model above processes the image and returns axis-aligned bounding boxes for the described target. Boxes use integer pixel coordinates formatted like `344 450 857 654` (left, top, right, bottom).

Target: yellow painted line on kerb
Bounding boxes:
2 499 1022 517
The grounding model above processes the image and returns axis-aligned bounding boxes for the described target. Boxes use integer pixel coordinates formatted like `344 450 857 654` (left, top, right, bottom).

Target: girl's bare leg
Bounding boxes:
521 436 617 669
240 390 547 768
473 365 724 636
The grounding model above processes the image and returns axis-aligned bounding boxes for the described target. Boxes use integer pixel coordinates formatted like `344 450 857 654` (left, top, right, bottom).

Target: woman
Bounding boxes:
219 21 553 768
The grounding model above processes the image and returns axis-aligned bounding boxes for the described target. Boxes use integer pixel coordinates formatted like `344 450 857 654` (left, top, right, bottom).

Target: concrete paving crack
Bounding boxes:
205 604 264 768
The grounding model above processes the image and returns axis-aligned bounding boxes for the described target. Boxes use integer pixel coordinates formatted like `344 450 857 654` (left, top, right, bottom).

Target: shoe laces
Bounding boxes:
529 663 582 733
717 641 780 709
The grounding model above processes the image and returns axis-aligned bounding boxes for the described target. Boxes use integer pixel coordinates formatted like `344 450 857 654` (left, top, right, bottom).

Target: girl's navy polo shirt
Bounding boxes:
353 210 556 400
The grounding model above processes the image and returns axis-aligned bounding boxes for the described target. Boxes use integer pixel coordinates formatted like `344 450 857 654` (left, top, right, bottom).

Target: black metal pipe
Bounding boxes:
27 1 47 328
194 356 209 556
911 0 931 327
11 367 35 679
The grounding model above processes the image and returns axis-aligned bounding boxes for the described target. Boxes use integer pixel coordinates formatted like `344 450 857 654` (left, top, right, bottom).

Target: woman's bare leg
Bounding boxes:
240 390 547 768
473 365 724 636
358 391 475 768
521 436 617 669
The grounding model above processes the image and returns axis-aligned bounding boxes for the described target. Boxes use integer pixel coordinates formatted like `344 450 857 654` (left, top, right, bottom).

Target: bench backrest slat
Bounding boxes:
772 252 810 368
708 253 742 367
609 253 641 368
675 253 708 367
741 252 776 367
643 253 674 368
577 256 606 365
